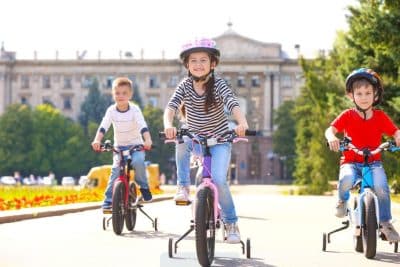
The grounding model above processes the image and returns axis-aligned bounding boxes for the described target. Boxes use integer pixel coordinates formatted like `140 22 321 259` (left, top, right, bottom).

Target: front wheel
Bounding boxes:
362 192 377 259
112 180 125 235
195 187 215 267
125 182 137 231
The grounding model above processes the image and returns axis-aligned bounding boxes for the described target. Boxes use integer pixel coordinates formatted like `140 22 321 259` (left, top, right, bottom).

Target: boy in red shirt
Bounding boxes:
326 68 400 242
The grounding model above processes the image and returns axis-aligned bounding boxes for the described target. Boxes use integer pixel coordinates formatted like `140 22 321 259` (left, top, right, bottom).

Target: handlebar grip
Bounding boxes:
245 130 257 136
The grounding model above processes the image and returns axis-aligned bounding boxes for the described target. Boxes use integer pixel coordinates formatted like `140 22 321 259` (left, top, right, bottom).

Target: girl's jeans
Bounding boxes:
103 147 148 207
176 138 238 224
338 162 392 222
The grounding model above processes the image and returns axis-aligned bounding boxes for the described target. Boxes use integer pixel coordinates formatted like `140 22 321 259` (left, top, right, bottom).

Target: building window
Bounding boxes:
64 76 72 89
42 97 54 106
43 75 51 89
82 75 92 88
106 76 114 89
149 76 158 88
63 96 72 110
168 75 179 88
281 74 292 88
148 97 158 107
21 75 30 89
21 96 28 105
251 75 260 87
237 76 245 87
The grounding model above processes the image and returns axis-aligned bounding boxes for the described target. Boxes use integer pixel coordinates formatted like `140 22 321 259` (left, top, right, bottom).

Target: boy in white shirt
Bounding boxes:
92 77 153 211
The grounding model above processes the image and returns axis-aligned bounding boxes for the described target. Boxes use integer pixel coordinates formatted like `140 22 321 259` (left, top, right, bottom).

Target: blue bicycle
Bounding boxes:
323 137 400 258
160 128 255 266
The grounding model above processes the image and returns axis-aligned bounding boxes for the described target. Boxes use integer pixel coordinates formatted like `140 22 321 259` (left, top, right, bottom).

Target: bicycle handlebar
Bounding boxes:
337 137 400 156
159 128 257 145
99 140 147 153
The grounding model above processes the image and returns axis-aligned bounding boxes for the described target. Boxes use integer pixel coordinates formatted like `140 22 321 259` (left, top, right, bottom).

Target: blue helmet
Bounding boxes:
345 68 383 106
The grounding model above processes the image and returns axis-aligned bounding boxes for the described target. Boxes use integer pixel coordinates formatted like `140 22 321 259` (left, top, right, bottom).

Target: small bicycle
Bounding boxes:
160 128 255 266
323 137 399 258
100 140 158 235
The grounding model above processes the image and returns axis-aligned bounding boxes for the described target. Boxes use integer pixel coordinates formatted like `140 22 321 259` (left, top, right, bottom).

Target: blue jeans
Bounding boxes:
103 147 148 207
176 138 238 224
338 162 392 222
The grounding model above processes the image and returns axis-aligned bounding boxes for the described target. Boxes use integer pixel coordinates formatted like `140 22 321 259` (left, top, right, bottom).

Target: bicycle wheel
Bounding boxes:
195 187 215 267
353 197 363 252
362 192 377 259
125 182 137 231
112 180 125 235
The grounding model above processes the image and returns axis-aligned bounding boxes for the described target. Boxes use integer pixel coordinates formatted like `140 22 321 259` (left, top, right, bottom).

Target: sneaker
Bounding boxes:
173 185 190 202
140 188 153 202
225 222 241 244
335 200 347 218
380 222 400 242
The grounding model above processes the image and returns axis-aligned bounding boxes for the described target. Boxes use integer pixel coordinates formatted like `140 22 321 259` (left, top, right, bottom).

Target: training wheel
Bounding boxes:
168 238 174 258
322 233 327 251
246 238 251 258
102 217 107 230
154 217 158 231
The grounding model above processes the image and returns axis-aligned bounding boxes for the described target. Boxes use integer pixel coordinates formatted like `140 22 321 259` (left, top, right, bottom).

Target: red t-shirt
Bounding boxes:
331 108 398 164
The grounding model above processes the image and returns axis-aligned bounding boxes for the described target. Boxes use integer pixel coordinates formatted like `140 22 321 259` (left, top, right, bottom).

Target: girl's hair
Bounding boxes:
112 77 133 92
204 70 216 113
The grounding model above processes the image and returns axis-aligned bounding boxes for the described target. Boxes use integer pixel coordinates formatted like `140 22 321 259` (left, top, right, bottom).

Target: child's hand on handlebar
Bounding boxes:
91 140 101 152
327 137 340 152
143 139 153 150
164 127 177 139
234 124 248 137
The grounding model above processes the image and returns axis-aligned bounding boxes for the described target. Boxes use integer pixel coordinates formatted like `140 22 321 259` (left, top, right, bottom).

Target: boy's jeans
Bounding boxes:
103 146 148 207
338 162 392 222
176 138 238 224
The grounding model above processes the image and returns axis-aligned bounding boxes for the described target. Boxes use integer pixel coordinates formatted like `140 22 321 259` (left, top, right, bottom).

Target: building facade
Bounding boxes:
0 29 303 184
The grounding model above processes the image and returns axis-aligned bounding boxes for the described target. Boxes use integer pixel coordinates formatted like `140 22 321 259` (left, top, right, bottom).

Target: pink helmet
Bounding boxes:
179 38 220 64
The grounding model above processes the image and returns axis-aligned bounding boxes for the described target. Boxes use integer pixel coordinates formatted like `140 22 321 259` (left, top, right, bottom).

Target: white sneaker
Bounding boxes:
173 185 190 202
225 223 241 244
380 222 400 242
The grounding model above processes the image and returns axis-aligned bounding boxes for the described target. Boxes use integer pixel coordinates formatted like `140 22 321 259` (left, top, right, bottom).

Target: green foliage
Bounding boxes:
0 104 96 179
273 100 296 179
293 57 343 194
78 77 110 131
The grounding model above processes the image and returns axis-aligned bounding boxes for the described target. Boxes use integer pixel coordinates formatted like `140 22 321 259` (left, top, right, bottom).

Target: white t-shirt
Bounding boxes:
98 103 148 146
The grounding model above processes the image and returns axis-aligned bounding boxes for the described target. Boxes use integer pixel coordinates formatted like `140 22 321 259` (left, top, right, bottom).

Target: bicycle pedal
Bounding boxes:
175 200 192 206
102 209 112 214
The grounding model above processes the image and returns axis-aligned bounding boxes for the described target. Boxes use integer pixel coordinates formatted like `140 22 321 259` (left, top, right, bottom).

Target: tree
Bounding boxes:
293 57 344 194
0 104 34 175
272 100 296 179
79 77 109 132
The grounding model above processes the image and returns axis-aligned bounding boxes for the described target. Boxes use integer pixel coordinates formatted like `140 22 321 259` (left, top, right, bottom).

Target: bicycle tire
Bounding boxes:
125 182 137 231
195 187 215 267
112 180 125 235
362 192 377 259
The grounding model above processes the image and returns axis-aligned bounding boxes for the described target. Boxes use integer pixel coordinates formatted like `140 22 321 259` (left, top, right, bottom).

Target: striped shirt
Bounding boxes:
98 103 148 146
167 76 239 136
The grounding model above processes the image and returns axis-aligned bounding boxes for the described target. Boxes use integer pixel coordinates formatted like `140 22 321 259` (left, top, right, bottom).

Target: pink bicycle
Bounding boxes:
160 128 255 266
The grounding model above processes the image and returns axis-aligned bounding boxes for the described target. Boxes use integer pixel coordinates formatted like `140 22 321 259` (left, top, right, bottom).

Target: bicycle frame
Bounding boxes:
350 165 380 233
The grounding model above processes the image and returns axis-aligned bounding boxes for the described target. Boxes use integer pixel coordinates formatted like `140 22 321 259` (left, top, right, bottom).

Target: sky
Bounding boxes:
0 0 357 60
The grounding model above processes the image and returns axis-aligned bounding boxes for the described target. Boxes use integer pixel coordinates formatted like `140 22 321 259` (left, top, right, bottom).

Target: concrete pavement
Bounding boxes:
1 184 399 224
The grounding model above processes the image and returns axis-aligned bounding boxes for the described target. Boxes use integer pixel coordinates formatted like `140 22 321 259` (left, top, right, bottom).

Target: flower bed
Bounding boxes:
0 186 103 211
